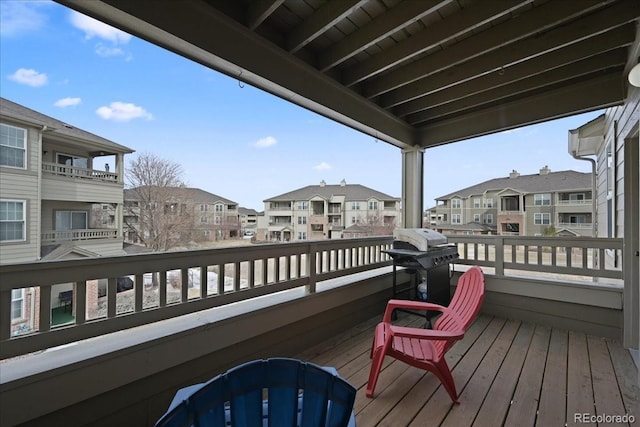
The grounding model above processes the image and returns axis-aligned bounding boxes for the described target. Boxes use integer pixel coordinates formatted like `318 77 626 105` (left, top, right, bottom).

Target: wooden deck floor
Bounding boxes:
296 313 639 427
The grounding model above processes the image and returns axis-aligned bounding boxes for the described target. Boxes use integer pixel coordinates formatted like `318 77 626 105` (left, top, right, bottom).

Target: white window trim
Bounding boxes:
534 213 551 225
0 199 27 242
0 123 27 170
11 289 24 320
534 193 551 206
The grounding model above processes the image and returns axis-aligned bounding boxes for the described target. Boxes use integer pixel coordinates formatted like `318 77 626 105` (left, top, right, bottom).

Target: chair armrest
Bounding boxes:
382 299 446 322
389 325 464 341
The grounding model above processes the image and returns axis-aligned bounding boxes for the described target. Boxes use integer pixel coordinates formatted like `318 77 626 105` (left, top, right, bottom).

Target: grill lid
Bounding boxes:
393 228 447 251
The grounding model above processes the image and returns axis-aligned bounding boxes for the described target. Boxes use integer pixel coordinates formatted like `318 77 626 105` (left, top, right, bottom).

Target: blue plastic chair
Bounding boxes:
155 358 356 427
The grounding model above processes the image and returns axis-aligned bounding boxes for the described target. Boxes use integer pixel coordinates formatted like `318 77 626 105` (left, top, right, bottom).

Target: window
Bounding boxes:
200 204 208 211
351 216 357 224
569 193 585 201
0 124 27 168
56 153 88 168
0 200 26 242
451 199 461 209
473 198 481 208
55 211 87 230
473 214 480 222
11 289 24 320
452 214 461 224
215 204 223 212
200 216 208 223
368 201 378 210
534 193 551 206
534 213 551 225
214 216 221 225
483 198 494 208
351 202 360 210
203 230 210 238
297 232 307 240
484 214 493 224
297 216 307 225
297 201 308 210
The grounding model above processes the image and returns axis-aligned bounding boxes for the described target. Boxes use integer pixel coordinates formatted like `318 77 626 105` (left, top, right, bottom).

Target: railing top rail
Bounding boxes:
0 237 393 289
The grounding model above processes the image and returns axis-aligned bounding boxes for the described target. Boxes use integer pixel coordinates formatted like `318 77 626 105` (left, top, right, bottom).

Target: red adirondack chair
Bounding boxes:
366 266 485 403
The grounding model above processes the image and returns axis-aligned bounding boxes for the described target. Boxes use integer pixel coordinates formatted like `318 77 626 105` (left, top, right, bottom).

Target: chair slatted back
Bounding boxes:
155 358 356 427
432 266 485 356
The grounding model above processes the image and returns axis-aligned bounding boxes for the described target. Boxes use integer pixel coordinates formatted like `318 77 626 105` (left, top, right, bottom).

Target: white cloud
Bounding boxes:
313 162 332 171
54 97 82 108
70 11 132 44
96 102 153 122
95 44 125 58
0 1 50 37
253 136 277 148
8 68 48 87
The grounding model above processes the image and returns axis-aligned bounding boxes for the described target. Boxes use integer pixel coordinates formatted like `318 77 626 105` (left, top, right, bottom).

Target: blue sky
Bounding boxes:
1 1 602 211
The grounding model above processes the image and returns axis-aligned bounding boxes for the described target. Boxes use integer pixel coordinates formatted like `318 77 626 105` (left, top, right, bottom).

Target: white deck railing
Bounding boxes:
42 162 118 183
447 235 623 280
1 235 625 360
41 229 119 243
0 237 393 359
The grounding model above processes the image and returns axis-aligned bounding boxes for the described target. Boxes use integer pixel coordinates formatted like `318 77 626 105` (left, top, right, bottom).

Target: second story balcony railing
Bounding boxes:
557 222 593 229
42 162 119 183
447 235 622 282
40 229 119 243
0 237 394 360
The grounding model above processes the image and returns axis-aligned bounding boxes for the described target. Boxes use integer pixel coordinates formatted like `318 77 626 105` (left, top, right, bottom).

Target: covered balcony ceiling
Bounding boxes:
57 0 639 149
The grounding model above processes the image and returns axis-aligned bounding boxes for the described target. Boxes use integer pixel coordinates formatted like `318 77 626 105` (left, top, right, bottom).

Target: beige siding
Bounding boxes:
42 175 123 204
0 122 41 263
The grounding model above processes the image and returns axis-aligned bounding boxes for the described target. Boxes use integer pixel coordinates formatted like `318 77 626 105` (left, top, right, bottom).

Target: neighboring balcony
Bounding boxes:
0 235 633 426
41 228 118 243
42 162 119 183
41 162 123 204
556 199 594 213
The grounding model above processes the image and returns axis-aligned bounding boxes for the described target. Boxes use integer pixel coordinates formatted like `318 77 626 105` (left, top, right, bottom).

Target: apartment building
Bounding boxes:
1 97 133 333
238 207 259 237
432 166 593 236
124 186 241 245
258 179 401 241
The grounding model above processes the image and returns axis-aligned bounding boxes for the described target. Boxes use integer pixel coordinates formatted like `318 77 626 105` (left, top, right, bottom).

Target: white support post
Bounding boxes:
401 145 424 229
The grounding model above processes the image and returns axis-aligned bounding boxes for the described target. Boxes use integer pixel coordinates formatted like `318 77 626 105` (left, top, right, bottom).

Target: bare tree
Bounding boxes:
125 153 193 251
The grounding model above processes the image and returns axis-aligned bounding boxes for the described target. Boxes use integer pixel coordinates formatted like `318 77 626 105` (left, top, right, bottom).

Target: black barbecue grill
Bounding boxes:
384 228 459 326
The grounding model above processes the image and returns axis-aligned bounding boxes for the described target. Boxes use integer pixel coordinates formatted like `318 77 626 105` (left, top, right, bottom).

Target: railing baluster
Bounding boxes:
249 260 256 288
201 266 208 299
40 285 52 332
234 262 241 291
107 278 117 317
218 265 225 294
75 281 86 325
135 274 144 311
0 289 12 340
159 272 167 307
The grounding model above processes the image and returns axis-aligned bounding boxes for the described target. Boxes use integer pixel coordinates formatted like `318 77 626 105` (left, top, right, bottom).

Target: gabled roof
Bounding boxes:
0 97 133 154
265 183 399 202
436 170 591 200
239 207 259 215
125 186 237 205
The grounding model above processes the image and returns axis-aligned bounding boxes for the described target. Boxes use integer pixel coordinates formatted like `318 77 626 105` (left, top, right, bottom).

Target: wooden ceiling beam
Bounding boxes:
408 50 627 126
286 0 367 53
341 0 529 87
363 0 610 99
416 71 625 147
317 0 451 72
395 25 636 117
247 0 284 31
378 2 638 109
